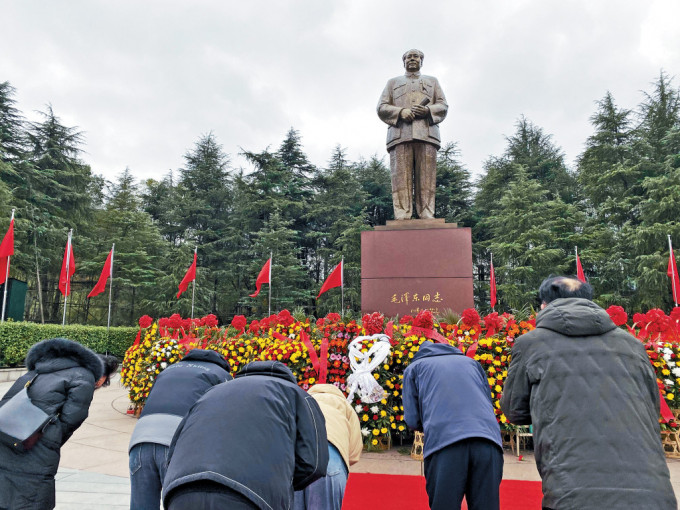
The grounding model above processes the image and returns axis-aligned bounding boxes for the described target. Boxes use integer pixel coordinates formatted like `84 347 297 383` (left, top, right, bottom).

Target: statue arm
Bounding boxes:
377 81 403 127
427 78 448 125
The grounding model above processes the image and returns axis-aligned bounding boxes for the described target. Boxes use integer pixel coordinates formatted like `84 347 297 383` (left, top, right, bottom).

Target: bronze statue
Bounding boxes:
378 49 448 220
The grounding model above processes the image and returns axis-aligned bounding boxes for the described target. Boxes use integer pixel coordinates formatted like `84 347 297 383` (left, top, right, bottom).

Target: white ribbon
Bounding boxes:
346 334 392 404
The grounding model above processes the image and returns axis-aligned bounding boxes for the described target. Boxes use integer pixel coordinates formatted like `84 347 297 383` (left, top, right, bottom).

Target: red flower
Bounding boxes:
202 314 218 328
671 307 680 323
138 315 153 329
399 315 414 325
167 313 183 330
605 305 628 327
362 312 385 335
231 315 247 331
483 312 503 336
413 310 435 330
316 318 325 328
461 308 480 328
325 312 341 323
277 310 295 327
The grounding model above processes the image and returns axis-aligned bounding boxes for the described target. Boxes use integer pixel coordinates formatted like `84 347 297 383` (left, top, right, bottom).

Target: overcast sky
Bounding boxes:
2 0 679 184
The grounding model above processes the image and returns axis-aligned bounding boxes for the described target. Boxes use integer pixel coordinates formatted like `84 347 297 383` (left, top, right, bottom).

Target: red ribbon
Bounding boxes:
300 330 330 384
660 392 675 423
465 341 479 358
132 328 142 347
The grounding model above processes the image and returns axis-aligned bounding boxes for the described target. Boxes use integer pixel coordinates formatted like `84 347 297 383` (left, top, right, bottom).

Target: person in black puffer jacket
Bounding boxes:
128 348 232 510
0 337 119 510
162 360 329 510
501 276 677 510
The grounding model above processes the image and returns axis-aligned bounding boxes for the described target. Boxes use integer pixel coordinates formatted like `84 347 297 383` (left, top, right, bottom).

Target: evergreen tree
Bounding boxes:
435 142 475 226
355 156 393 227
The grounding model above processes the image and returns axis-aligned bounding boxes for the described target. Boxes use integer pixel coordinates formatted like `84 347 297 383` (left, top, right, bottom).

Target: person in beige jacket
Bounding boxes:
294 383 362 510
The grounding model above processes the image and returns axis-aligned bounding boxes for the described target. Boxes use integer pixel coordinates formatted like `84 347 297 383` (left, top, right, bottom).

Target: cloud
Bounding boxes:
1 0 678 183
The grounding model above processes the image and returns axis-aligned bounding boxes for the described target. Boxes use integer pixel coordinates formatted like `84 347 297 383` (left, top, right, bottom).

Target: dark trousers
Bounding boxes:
167 481 259 510
424 437 503 510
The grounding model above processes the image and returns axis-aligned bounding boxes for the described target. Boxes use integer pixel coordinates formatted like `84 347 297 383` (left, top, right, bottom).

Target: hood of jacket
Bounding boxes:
537 298 617 337
182 348 230 371
233 360 297 385
412 341 462 362
308 383 345 400
25 337 104 379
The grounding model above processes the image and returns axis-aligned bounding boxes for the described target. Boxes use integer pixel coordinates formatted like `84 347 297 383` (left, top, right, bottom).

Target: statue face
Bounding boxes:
403 51 422 72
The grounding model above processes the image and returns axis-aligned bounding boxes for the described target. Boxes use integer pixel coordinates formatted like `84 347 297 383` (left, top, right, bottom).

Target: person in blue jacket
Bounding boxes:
402 341 503 510
128 348 232 510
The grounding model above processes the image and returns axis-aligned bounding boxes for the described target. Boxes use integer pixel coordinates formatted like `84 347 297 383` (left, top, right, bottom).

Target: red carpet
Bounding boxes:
341 473 543 510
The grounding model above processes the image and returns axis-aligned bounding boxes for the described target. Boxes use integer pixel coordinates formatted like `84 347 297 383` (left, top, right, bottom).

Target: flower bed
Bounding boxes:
122 306 680 448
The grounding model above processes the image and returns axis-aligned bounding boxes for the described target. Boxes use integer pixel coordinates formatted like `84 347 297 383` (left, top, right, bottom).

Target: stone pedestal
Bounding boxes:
361 221 474 317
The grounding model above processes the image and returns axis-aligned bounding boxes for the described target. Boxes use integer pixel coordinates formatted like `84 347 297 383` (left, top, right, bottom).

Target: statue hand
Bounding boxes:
400 109 415 122
411 105 430 118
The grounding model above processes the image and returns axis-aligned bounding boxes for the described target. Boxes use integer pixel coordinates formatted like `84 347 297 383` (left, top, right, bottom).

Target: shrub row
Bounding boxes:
0 322 138 366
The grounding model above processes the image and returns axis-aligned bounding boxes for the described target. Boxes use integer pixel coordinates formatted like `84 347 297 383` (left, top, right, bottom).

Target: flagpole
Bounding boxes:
107 243 114 332
490 252 494 312
670 235 678 307
62 229 72 327
1 209 15 323
191 246 197 320
340 257 344 314
268 251 272 317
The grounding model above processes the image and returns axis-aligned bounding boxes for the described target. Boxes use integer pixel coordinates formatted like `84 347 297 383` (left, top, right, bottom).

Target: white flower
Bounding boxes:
355 405 363 413
160 362 167 369
664 347 674 356
672 367 680 377
361 428 370 437
665 379 674 387
663 353 672 362
370 405 379 414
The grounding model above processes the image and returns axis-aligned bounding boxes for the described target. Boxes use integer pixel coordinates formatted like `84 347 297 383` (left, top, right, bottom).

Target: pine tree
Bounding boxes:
435 142 475 226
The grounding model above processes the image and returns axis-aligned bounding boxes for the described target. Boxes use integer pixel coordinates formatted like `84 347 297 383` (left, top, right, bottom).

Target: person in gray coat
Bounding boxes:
0 338 118 510
500 276 677 510
128 348 232 510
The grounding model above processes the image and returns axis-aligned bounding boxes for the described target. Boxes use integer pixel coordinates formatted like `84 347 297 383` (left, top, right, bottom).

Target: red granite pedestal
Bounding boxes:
361 219 474 317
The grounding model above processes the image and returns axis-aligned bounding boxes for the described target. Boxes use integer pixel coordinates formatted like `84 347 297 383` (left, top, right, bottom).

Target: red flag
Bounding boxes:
489 259 497 309
88 249 113 298
0 219 14 285
576 253 586 283
249 258 271 297
317 260 343 299
177 251 197 299
668 248 680 305
59 239 75 296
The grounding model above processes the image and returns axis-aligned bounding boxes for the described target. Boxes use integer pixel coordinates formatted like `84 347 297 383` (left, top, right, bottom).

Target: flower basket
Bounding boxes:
375 434 391 451
411 431 424 461
661 430 680 458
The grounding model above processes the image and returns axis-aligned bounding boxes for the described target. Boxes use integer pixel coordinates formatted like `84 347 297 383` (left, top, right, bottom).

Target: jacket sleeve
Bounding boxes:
428 78 448 125
499 341 532 425
59 372 96 444
293 393 329 491
402 366 423 432
345 400 363 466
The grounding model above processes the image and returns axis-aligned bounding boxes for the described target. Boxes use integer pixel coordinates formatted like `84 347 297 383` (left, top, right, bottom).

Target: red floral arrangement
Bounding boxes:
605 305 628 327
200 314 219 328
277 309 295 327
461 308 480 328
483 312 504 337
399 315 413 325
362 312 384 335
231 315 247 331
138 315 153 329
413 310 434 330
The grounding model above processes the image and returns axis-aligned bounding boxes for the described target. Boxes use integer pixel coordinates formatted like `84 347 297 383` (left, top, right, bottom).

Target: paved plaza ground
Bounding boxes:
2 375 680 509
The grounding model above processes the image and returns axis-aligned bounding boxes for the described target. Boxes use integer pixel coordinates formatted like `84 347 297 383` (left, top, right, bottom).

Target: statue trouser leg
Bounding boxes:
389 144 414 220
413 142 437 219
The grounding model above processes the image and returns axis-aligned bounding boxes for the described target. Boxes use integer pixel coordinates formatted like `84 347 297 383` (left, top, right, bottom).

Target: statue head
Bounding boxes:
402 49 424 72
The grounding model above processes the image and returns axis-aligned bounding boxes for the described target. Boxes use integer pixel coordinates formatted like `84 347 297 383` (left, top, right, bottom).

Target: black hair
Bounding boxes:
98 354 120 387
538 275 593 305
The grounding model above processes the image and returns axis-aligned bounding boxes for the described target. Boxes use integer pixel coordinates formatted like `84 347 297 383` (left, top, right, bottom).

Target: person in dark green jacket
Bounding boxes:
501 276 677 510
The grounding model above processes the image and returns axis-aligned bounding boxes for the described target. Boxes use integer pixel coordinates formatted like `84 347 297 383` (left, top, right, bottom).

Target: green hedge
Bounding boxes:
0 322 138 366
